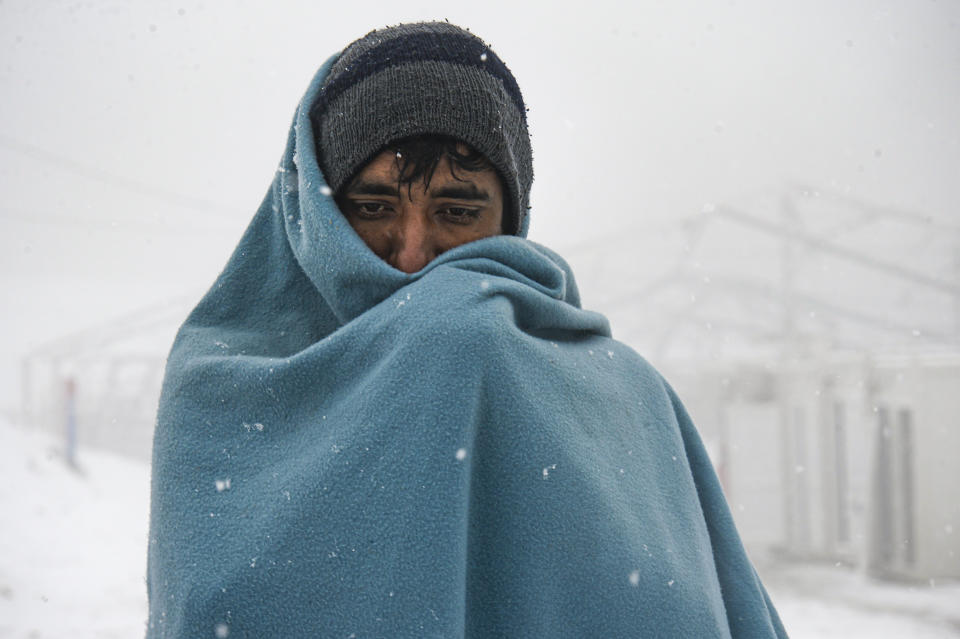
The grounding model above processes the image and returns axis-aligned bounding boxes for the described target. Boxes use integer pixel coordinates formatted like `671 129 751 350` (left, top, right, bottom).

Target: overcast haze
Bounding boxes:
1 0 958 411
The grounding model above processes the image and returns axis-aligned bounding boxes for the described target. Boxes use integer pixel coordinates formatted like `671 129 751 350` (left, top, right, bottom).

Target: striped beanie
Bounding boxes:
309 22 533 236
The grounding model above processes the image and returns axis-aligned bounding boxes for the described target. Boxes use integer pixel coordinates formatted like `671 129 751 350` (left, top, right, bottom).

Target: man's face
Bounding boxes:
336 148 504 274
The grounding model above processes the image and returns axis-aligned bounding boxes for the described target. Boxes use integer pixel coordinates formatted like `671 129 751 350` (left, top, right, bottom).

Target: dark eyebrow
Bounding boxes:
343 180 400 197
429 184 491 201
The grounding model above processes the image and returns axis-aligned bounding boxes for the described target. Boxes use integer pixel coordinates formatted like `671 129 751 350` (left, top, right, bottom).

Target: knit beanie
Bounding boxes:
309 22 533 236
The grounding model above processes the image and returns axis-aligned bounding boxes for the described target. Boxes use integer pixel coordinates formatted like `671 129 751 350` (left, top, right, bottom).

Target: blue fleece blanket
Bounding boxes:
146 56 787 638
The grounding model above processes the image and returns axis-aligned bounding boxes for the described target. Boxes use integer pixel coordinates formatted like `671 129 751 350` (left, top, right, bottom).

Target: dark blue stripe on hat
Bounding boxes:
311 31 527 124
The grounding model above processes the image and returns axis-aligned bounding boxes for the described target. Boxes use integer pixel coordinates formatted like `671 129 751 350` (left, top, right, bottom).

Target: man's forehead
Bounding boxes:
347 151 495 193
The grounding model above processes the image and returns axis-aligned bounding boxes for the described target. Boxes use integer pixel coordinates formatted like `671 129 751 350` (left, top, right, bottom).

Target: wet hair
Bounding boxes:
343 134 511 233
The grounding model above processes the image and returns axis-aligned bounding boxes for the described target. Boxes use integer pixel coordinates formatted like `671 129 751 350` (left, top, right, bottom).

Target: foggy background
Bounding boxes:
1 1 958 637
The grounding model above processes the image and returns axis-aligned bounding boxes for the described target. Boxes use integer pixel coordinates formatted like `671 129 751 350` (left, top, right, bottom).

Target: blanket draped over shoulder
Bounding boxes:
146 56 788 639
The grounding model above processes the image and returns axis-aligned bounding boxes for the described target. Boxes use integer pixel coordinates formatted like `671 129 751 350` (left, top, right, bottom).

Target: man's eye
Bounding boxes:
440 207 480 223
354 202 391 218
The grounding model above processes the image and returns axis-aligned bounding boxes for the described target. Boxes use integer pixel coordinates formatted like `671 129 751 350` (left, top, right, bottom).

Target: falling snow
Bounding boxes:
1 8 958 638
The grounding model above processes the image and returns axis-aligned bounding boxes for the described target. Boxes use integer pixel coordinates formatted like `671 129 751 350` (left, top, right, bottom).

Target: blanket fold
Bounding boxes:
146 56 787 638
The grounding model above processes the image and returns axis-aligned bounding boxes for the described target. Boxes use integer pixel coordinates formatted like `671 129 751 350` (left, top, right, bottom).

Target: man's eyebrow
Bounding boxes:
429 184 491 201
343 180 400 197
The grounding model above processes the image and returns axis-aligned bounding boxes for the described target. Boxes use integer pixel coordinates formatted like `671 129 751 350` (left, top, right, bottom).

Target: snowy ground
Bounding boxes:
1 419 958 638
761 559 960 638
0 420 149 638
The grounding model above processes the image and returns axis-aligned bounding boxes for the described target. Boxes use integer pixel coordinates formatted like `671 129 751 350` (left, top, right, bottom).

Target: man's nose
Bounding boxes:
391 213 435 274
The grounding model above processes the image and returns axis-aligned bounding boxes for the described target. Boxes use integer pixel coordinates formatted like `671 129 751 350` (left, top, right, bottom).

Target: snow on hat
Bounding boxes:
309 22 533 236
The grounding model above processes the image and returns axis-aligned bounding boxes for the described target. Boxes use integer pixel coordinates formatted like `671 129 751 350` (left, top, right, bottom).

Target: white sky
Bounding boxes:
1 0 958 410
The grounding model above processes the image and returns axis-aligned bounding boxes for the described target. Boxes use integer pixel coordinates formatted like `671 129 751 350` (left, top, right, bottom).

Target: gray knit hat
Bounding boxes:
309 22 533 236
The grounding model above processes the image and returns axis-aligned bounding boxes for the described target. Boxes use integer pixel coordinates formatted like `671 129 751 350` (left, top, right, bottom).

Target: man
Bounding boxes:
147 22 788 638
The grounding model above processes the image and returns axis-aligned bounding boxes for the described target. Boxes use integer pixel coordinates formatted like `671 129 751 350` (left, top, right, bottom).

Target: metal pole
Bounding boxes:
65 376 77 468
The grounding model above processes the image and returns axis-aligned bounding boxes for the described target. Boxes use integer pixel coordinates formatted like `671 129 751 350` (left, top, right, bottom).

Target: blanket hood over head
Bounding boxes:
146 56 788 638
